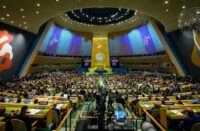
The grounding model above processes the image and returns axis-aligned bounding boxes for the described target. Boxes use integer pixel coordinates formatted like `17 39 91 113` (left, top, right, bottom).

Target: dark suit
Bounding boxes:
178 115 200 131
17 114 32 131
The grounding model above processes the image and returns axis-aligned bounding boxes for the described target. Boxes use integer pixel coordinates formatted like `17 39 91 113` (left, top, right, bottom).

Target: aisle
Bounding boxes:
98 75 105 87
61 102 87 131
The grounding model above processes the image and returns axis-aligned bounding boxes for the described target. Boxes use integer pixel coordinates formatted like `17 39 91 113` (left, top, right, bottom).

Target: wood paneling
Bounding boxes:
119 55 170 63
28 65 81 74
33 56 82 64
122 64 177 74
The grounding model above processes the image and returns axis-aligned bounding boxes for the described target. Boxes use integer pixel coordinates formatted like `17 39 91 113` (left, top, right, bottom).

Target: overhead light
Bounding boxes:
166 9 169 12
164 0 169 4
23 21 26 24
1 17 5 20
56 0 59 2
20 8 24 11
36 3 40 7
2 5 6 8
10 21 14 24
197 11 200 14
6 14 10 17
180 13 183 16
24 26 28 29
36 11 39 14
182 5 186 9
22 15 26 18
19 24 22 27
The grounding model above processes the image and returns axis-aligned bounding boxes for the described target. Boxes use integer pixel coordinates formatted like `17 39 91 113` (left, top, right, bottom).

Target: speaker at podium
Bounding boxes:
95 67 107 74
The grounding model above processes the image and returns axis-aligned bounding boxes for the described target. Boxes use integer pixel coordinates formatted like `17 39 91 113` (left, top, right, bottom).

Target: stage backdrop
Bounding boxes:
109 21 164 56
0 22 36 81
39 24 92 57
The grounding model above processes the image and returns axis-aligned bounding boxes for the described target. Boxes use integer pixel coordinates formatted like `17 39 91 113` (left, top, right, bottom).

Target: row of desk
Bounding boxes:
135 100 200 129
0 93 84 129
127 92 199 107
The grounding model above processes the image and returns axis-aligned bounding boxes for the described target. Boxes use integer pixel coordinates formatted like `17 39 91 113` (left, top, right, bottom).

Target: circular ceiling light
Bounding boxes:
66 7 135 25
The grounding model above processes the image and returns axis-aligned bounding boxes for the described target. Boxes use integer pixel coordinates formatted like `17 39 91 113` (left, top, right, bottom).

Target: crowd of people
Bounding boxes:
104 71 200 97
0 71 99 100
1 71 199 101
0 70 200 130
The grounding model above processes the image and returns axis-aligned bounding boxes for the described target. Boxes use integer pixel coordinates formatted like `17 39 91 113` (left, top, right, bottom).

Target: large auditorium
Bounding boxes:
0 0 200 131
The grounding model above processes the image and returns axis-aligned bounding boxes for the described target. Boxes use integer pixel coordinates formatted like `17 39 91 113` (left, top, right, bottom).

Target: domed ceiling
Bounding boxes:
66 7 136 25
0 0 199 34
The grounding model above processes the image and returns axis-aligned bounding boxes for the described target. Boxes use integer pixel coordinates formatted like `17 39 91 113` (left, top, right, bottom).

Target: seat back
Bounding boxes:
52 110 59 126
151 108 160 120
11 119 27 131
191 123 200 131
147 127 157 131
141 121 154 131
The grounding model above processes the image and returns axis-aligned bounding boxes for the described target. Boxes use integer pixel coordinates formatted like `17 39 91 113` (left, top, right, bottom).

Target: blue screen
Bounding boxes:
165 102 174 105
25 99 30 103
112 62 117 67
192 99 198 104
8 96 13 98
4 98 10 103
38 101 48 105
115 110 126 121
84 62 90 67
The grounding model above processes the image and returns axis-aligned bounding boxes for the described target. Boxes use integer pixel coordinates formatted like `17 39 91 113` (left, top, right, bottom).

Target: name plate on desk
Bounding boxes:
28 109 41 115
170 110 184 115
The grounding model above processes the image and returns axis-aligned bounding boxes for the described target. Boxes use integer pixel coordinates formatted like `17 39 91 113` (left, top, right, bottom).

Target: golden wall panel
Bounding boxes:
91 36 110 68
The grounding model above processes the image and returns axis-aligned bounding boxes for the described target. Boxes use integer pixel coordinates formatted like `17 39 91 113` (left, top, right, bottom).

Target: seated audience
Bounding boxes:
178 108 200 131
17 106 32 131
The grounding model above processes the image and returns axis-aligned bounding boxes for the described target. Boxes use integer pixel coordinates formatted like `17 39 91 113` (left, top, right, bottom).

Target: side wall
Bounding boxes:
0 22 36 81
167 29 200 78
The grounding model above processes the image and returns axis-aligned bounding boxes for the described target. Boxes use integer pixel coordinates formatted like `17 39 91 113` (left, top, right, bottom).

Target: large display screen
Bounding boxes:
109 21 164 56
167 29 200 78
0 22 36 82
83 61 91 68
39 24 92 56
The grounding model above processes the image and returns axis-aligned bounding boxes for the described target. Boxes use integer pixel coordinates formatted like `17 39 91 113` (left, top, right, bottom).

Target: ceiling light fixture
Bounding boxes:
164 0 169 4
20 8 24 11
2 5 6 8
66 7 135 25
36 3 40 7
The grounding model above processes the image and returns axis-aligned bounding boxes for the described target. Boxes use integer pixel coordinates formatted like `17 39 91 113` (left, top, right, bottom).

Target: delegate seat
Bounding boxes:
191 123 200 131
11 119 27 131
141 121 156 131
